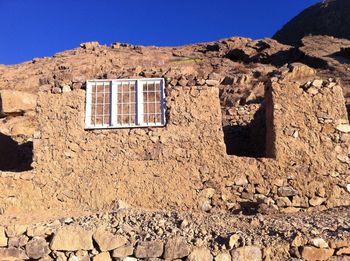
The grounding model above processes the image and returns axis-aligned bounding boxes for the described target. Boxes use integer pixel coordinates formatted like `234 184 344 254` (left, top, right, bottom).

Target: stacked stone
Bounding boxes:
0 207 349 260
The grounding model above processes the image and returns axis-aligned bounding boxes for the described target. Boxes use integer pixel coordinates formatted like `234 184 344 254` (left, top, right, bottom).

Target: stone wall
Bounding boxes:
0 208 349 261
0 68 349 218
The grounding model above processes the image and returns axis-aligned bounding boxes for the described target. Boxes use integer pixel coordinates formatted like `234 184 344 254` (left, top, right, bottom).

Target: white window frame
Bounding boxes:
85 78 166 129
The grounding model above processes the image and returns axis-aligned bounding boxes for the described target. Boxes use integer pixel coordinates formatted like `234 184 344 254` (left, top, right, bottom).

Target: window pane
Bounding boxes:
89 81 111 126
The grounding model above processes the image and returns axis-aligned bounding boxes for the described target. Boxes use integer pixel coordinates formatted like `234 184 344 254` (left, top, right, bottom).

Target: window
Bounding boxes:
85 78 166 129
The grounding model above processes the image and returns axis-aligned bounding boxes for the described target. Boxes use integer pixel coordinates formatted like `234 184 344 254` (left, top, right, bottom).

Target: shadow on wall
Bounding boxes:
223 105 266 158
0 133 33 172
347 104 350 121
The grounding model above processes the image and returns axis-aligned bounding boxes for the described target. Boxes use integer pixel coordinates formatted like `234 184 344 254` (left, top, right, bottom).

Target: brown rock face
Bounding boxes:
163 237 191 259
273 0 350 45
25 237 50 259
187 247 213 261
0 90 36 116
0 247 28 260
93 227 128 252
50 226 93 251
134 240 164 258
92 252 111 261
0 227 7 247
111 244 134 258
230 246 262 261
301 246 335 261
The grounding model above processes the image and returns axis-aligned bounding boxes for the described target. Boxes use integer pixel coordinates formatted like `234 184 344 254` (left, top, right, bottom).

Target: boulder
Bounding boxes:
0 90 36 115
230 246 262 261
6 224 27 237
310 238 329 248
277 187 297 197
0 227 7 247
215 252 231 261
80 42 100 50
187 247 213 261
309 197 326 207
163 237 191 259
93 227 128 251
301 246 334 261
111 244 134 258
135 240 164 258
50 226 94 251
0 247 29 260
93 252 111 261
25 237 50 259
336 247 350 255
336 124 350 133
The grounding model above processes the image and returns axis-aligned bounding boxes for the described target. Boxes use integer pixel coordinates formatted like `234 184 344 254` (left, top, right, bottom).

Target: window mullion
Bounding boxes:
136 80 144 125
111 80 117 126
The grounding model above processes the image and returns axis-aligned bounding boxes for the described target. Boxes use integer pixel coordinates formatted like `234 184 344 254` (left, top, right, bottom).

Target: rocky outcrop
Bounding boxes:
273 0 350 45
0 90 36 116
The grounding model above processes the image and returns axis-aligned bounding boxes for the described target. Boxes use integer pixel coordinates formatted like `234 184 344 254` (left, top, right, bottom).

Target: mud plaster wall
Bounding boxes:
0 80 349 217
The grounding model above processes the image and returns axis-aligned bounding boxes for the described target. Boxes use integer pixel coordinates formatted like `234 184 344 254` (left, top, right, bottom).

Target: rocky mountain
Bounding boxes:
273 0 350 45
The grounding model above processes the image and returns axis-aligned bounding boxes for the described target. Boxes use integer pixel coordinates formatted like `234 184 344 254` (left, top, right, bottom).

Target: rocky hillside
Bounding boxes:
273 0 350 46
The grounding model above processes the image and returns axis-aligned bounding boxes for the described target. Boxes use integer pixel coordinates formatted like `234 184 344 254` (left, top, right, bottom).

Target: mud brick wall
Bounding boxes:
0 75 349 217
266 78 350 209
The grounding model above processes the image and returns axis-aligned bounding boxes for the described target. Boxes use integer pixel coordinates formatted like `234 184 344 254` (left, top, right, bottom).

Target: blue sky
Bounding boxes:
0 0 319 65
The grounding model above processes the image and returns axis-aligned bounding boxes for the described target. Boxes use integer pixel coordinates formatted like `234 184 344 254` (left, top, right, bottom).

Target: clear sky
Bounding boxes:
0 0 319 65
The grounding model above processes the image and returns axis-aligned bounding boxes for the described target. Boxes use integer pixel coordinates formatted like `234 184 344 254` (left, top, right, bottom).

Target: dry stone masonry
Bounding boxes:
0 207 348 260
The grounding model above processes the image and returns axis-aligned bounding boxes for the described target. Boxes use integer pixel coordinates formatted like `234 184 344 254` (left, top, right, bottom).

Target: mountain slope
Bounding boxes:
273 0 350 45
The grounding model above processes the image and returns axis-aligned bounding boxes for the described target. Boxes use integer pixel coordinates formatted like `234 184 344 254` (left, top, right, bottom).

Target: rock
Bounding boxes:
163 237 191 259
135 240 164 258
292 196 309 208
0 90 37 115
93 227 128 251
68 253 79 261
119 258 137 261
39 255 54 261
8 235 28 247
187 247 213 261
310 238 329 248
336 124 350 133
301 246 334 261
0 226 7 247
6 225 27 237
228 234 240 249
215 252 231 261
347 184 350 193
336 247 350 255
75 250 90 261
230 246 262 261
235 176 248 186
93 252 111 261
277 186 297 197
312 79 323 88
52 251 67 261
52 87 62 94
25 237 50 259
61 85 71 93
307 87 318 95
282 63 316 81
50 226 94 251
27 224 57 237
292 234 308 247
111 244 134 258
205 80 220 86
309 197 326 207
80 42 100 50
0 247 29 260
